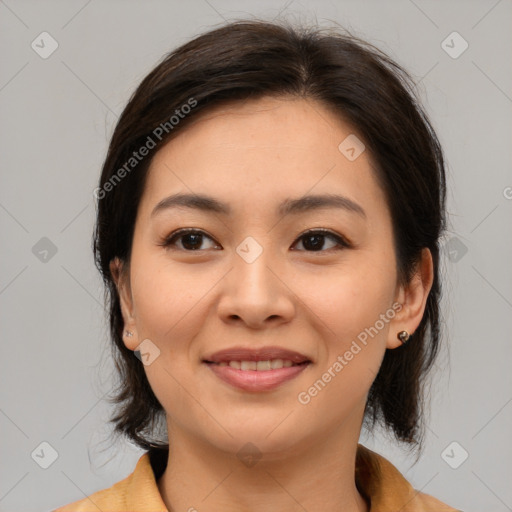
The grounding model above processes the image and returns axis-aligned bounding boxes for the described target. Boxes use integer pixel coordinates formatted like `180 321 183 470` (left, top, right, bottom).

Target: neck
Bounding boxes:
157 415 369 512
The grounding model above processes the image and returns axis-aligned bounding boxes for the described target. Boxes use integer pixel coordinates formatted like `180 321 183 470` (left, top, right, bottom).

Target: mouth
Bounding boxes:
203 359 309 370
202 346 312 392
203 346 311 365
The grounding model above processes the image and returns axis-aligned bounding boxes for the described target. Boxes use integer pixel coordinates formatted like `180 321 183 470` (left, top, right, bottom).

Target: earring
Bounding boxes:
124 330 133 338
397 330 410 345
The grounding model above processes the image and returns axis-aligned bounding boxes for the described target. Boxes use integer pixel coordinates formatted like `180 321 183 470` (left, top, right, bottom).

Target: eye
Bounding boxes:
291 229 350 252
159 229 220 251
159 228 350 253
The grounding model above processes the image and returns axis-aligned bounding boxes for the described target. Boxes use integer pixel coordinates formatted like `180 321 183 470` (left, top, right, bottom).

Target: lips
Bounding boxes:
203 346 311 365
203 346 312 392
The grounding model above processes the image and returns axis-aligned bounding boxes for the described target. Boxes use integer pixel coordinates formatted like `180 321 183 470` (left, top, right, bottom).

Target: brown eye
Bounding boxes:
292 229 350 252
161 229 220 251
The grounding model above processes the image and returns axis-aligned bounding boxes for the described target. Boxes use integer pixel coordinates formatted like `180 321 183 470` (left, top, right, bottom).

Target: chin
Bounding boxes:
218 417 309 455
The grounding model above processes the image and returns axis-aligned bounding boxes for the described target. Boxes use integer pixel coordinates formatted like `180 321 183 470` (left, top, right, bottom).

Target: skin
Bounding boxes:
111 96 433 512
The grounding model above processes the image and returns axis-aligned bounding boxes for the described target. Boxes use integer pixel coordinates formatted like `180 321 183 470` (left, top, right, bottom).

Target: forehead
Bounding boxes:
159 96 357 157
140 96 387 220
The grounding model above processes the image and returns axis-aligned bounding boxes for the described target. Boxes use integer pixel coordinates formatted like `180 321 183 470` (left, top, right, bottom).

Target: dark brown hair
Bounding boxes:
93 20 446 452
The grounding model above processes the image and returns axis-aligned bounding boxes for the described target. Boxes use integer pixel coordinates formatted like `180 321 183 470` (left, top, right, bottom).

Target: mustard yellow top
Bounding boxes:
54 444 459 512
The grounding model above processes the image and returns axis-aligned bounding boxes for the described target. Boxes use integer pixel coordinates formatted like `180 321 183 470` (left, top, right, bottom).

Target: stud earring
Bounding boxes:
124 330 133 338
397 330 410 345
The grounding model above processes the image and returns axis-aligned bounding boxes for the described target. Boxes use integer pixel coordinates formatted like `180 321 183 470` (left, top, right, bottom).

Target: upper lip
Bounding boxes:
203 346 311 364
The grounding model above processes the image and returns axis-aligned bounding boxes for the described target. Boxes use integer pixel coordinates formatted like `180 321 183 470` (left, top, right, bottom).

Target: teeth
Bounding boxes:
241 361 257 370
256 360 271 371
217 359 302 371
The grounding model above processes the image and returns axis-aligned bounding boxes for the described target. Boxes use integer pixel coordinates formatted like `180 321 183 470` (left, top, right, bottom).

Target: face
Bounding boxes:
113 96 431 457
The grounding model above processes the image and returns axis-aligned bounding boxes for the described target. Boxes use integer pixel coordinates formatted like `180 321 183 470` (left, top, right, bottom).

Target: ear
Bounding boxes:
387 248 434 349
110 257 139 351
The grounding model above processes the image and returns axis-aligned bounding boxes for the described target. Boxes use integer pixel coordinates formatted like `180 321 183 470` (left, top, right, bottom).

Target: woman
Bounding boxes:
56 19 460 512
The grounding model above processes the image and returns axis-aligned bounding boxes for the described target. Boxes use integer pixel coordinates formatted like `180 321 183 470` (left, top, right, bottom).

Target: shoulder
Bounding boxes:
53 452 168 512
53 474 132 511
412 490 463 511
53 468 135 511
356 444 461 512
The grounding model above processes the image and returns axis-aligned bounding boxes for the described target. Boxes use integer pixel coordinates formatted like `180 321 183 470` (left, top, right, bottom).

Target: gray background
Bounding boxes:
1 1 511 511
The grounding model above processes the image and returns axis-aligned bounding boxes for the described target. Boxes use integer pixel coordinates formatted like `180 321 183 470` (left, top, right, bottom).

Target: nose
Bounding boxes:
216 248 296 329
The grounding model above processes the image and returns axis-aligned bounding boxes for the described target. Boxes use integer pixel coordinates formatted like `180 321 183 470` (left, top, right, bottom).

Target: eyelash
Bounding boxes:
159 228 351 253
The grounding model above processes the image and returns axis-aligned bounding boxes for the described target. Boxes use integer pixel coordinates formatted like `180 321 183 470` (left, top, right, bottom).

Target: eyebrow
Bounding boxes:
151 192 366 219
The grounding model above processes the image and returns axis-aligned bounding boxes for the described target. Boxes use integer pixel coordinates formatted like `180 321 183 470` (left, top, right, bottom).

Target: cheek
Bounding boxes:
293 258 395 401
294 259 396 341
295 274 392 421
128 260 213 420
133 275 187 336
129 247 218 343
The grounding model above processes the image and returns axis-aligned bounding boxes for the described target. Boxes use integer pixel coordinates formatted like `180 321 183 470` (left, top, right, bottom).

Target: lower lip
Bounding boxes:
205 362 310 392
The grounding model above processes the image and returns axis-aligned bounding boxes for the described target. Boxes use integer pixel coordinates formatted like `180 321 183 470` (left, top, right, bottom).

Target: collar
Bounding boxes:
120 443 457 512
